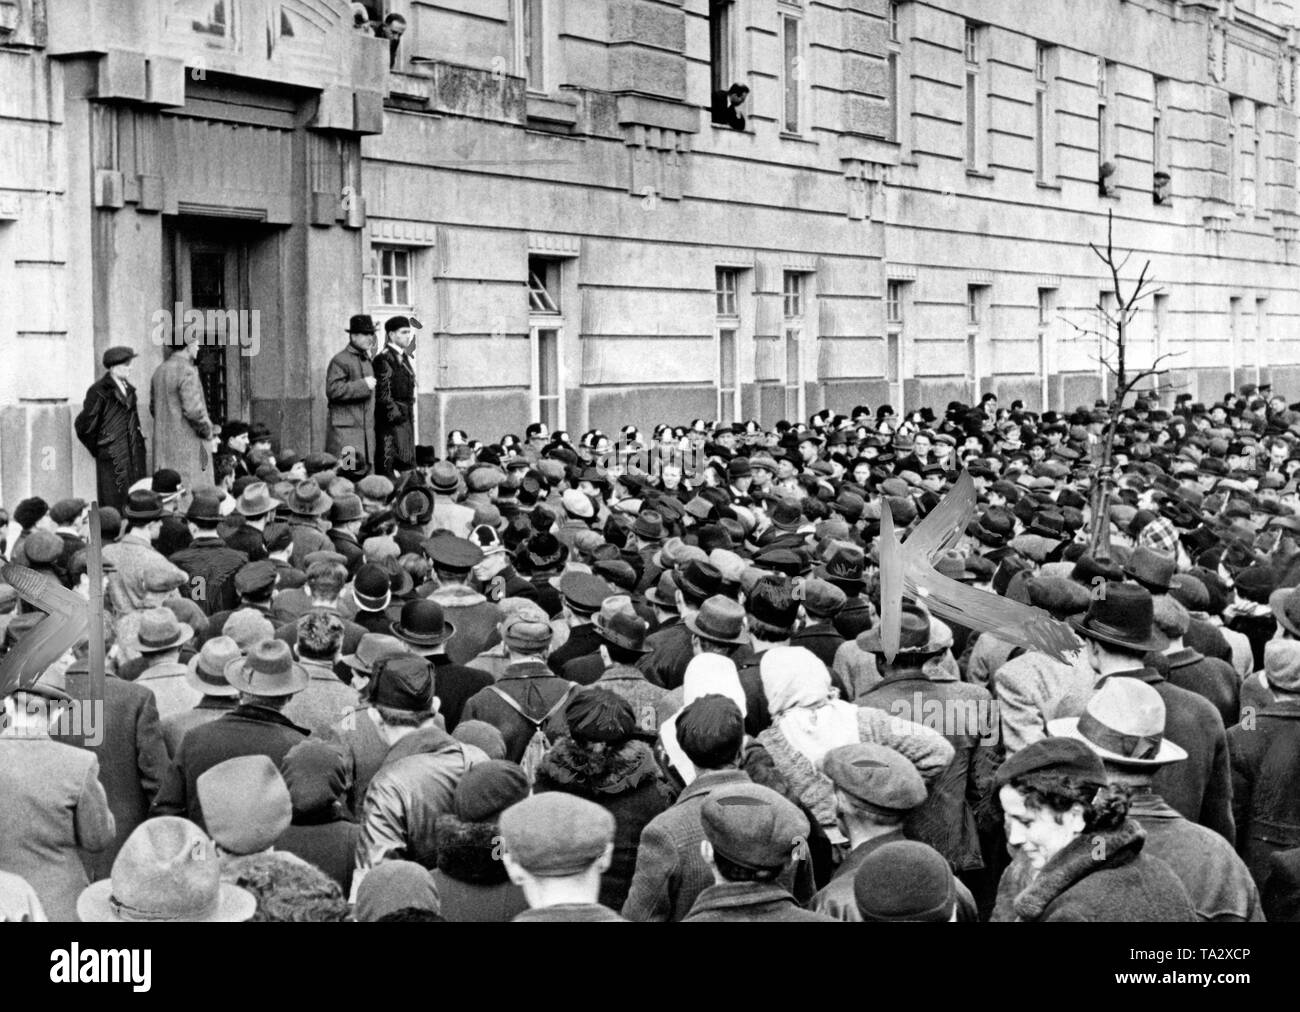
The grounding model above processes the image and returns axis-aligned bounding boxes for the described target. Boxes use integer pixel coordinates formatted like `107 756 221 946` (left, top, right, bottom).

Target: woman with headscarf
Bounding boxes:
276 740 361 897
747 646 955 847
533 688 671 911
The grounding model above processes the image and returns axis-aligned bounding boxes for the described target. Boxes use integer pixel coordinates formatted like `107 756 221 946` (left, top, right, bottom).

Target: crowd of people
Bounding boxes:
3 352 1300 922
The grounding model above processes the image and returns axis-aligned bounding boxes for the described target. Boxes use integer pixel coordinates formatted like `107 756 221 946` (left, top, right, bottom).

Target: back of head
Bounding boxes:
676 694 745 770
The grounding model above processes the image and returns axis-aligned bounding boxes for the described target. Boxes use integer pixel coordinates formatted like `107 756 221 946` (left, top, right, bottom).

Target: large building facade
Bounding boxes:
3 0 1300 505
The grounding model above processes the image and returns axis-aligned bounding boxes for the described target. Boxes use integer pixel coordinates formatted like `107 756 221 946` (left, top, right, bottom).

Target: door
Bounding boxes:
164 221 254 427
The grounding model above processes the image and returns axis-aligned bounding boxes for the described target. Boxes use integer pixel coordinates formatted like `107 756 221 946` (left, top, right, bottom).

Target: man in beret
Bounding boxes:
74 346 149 511
372 316 419 478
681 782 833 922
811 743 979 921
501 793 624 921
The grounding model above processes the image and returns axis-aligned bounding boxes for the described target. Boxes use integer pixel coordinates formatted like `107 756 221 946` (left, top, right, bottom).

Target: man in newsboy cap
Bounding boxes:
74 346 148 511
501 793 624 921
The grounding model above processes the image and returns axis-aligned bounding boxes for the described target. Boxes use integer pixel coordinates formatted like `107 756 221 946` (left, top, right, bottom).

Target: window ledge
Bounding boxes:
965 169 995 180
1036 180 1062 191
711 122 755 136
779 131 817 144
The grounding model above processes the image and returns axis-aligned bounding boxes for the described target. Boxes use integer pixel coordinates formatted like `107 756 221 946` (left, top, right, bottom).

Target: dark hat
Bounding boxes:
769 500 805 532
347 313 377 333
632 510 665 542
853 841 957 923
1070 553 1123 587
974 507 1015 546
994 735 1108 789
1123 545 1176 593
415 445 439 468
1235 565 1278 605
644 570 680 611
685 595 750 646
857 602 946 656
700 782 808 873
727 457 752 480
352 564 393 612
423 535 484 572
1025 576 1091 619
285 480 332 517
328 493 365 525
234 560 278 597
678 559 724 602
823 742 926 816
102 346 137 368
184 490 223 523
384 315 414 333
558 572 614 614
49 497 87 525
394 487 434 525
565 688 636 745
752 546 807 578
815 543 865 589
12 497 49 530
800 578 846 619
370 654 435 713
1069 582 1168 653
23 530 63 566
521 532 567 573
389 599 454 648
454 761 530 823
123 490 164 522
500 794 616 876
592 598 649 653
151 469 184 498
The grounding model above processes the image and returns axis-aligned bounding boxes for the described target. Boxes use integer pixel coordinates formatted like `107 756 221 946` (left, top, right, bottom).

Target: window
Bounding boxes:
964 23 978 64
533 327 563 430
888 1 899 43
1038 288 1055 327
371 246 412 307
1253 103 1267 212
1153 77 1170 204
967 284 983 326
1229 97 1241 211
1230 295 1244 371
718 328 738 422
514 0 546 91
716 268 739 317
1098 61 1115 195
528 256 561 313
709 1 736 99
886 281 903 324
967 285 988 391
964 23 985 171
781 13 803 134
1256 297 1268 373
783 271 804 318
886 4 908 150
1035 45 1054 184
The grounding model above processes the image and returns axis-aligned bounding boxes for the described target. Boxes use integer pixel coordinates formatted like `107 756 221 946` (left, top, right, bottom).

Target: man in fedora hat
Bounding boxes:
1072 581 1234 842
169 489 250 616
103 491 177 614
0 680 116 921
355 654 493 873
373 315 420 478
151 639 310 825
283 480 333 569
816 542 873 640
124 607 200 722
327 493 367 576
639 560 725 691
325 314 378 478
222 481 281 562
856 601 996 895
150 331 219 492
161 635 243 756
579 597 668 739
1046 678 1262 921
77 816 255 923
75 345 148 512
386 599 491 731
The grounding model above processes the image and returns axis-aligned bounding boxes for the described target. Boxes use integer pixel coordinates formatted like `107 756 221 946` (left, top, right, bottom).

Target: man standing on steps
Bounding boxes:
150 333 219 492
326 314 378 480
373 315 419 478
75 346 148 512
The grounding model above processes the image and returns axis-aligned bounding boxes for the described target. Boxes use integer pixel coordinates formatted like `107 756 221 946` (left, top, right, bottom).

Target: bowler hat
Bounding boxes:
1049 677 1186 767
223 639 309 697
678 559 723 602
348 313 377 333
123 490 165 522
1069 582 1168 654
388 599 453 650
684 595 749 646
76 818 255 923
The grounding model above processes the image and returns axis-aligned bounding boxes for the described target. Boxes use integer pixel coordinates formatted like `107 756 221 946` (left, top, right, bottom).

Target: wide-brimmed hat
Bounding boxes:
389 599 455 649
124 608 194 654
123 490 165 522
857 602 948 656
815 543 865 589
77 817 256 923
235 482 281 518
1048 677 1187 767
684 595 750 646
184 636 242 698
1069 582 1168 654
223 639 310 697
592 597 650 653
285 480 332 517
341 632 409 675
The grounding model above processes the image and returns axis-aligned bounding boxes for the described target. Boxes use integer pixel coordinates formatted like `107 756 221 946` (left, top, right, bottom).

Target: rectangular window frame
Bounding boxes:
709 0 737 101
963 22 988 173
369 245 414 310
780 11 805 136
716 268 740 318
1035 44 1056 185
530 324 565 431
783 271 804 319
528 255 562 315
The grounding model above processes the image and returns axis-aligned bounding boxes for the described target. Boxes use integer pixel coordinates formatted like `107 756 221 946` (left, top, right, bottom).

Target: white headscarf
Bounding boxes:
760 646 859 767
659 655 746 786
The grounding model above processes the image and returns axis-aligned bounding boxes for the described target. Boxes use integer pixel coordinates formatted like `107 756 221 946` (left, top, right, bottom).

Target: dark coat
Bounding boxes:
1263 846 1300 922
1105 669 1235 843
429 655 494 732
1228 612 1277 673
372 344 416 478
1163 647 1240 729
328 529 365 577
534 738 672 911
790 621 845 671
547 623 604 676
325 343 375 473
856 672 997 872
74 371 148 512
277 818 361 896
428 586 502 667
432 812 531 922
561 651 608 687
222 523 268 562
52 672 168 882
683 882 836 923
1185 617 1232 666
999 819 1197 922
1228 699 1300 888
168 536 249 616
459 661 576 764
150 704 310 825
831 595 873 641
513 903 625 922
637 620 695 690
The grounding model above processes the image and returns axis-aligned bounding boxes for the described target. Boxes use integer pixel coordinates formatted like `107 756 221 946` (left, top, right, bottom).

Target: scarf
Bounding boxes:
761 646 859 768
660 655 747 787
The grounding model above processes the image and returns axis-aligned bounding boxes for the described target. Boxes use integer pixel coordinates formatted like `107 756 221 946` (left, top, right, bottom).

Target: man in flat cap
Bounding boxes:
501 793 625 921
373 316 419 478
811 742 978 921
326 314 378 478
75 345 148 511
681 781 833 922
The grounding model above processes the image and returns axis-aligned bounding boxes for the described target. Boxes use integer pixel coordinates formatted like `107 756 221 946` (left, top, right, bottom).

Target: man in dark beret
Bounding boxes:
373 316 419 478
74 345 148 511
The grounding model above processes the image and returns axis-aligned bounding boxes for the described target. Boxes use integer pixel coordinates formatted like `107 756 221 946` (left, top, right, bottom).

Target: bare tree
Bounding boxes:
1063 210 1180 560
